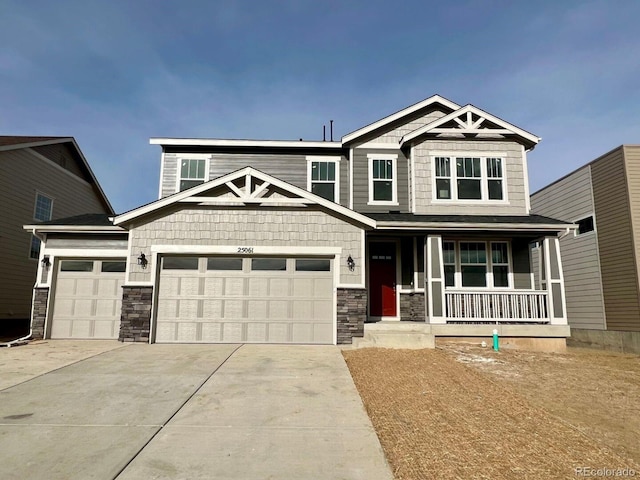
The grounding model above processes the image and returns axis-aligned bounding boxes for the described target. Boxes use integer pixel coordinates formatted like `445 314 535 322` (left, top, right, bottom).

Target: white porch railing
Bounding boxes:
445 289 549 322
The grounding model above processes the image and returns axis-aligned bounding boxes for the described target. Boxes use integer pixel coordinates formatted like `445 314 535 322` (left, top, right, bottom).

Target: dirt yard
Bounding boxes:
343 345 640 480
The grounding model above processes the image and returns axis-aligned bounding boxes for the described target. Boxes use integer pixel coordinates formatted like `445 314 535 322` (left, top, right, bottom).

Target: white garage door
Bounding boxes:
50 259 126 339
155 256 334 344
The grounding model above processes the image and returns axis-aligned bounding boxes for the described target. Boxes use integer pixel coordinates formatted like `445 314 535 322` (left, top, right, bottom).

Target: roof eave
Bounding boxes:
374 221 576 231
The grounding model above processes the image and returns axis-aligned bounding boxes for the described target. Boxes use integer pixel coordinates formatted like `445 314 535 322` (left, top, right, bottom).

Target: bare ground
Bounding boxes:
343 346 640 480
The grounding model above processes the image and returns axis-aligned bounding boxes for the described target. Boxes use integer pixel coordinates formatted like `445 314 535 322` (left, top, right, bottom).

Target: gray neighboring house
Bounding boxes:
0 136 114 336
26 95 574 349
531 145 640 353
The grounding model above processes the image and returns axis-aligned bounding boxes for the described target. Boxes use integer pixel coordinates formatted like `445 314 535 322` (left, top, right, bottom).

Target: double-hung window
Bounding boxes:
307 157 340 202
30 193 53 259
368 154 398 204
179 158 207 191
443 240 511 288
433 154 505 201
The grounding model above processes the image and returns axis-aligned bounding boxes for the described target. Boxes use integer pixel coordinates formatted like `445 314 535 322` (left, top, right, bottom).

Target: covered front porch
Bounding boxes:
365 214 573 327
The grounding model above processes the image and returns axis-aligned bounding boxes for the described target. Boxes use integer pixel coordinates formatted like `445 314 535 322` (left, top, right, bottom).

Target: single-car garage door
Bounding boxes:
155 256 334 344
50 259 126 339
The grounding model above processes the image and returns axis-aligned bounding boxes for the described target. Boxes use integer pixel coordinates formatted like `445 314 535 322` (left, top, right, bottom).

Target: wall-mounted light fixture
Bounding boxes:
347 255 355 272
137 252 148 269
41 255 51 269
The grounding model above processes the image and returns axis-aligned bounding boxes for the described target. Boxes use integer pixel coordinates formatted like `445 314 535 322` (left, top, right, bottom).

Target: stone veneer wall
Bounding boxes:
119 286 153 342
337 288 367 344
31 287 49 340
400 292 426 322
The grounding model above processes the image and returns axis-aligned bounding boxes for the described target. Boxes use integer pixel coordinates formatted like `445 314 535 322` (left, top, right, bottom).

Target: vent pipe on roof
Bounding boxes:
323 125 326 142
330 120 334 142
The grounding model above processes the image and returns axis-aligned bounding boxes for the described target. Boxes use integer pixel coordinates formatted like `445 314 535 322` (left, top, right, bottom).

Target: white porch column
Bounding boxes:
542 236 568 325
426 235 446 324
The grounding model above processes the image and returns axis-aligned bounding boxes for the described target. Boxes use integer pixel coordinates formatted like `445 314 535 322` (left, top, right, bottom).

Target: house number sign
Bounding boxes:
237 247 254 254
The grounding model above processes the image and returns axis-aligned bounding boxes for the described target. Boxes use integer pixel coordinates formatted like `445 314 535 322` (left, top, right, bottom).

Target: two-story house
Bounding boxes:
0 136 113 339
26 95 572 349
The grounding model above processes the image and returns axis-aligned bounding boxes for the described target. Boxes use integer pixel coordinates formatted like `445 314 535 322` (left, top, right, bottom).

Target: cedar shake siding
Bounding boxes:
0 147 111 321
531 166 606 330
413 140 528 215
591 147 640 332
127 207 364 285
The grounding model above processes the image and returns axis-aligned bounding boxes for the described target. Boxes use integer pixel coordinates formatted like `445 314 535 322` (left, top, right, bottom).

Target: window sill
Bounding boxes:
367 201 399 206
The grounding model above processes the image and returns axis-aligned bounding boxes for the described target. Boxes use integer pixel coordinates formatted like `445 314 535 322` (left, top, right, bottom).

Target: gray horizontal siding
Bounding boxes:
352 148 409 213
531 165 606 330
0 148 112 320
31 144 86 180
591 148 640 331
413 140 528 215
161 153 349 207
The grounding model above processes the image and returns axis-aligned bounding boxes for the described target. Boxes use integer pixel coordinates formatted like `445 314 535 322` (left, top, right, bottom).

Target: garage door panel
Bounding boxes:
70 320 92 338
96 299 117 316
203 277 225 296
50 319 72 338
54 299 75 316
176 323 198 342
202 299 223 317
75 280 96 297
223 323 243 342
56 278 78 296
224 278 245 295
201 323 223 342
155 256 334 344
97 278 120 296
246 323 267 342
93 320 115 338
74 299 94 316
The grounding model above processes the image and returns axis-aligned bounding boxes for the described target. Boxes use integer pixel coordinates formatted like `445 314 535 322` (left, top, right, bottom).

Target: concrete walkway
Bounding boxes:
0 343 392 480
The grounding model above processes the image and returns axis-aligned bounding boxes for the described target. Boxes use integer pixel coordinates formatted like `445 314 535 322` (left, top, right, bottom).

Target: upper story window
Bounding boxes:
433 155 505 202
575 215 595 236
443 240 511 288
307 156 340 202
368 154 398 205
179 158 207 191
30 193 53 259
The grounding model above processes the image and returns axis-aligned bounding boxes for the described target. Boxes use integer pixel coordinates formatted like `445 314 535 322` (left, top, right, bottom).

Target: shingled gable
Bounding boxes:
400 104 541 149
113 166 376 228
341 94 461 144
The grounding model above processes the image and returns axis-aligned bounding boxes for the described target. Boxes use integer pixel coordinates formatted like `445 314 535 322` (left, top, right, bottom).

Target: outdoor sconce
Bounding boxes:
347 255 355 272
137 252 148 269
41 255 51 269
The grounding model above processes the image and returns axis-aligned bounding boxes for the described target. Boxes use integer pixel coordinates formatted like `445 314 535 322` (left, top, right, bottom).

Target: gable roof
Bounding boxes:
341 94 461 144
114 167 376 228
0 136 114 214
400 104 540 149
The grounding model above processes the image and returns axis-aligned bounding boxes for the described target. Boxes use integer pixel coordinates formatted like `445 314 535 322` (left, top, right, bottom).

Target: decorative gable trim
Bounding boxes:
114 167 376 228
400 104 540 149
341 94 461 144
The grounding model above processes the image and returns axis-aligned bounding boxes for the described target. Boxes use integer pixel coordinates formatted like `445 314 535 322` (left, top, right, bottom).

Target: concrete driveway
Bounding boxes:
0 342 392 480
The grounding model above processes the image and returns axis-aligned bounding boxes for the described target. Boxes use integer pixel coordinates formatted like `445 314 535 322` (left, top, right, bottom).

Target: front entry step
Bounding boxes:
351 322 435 349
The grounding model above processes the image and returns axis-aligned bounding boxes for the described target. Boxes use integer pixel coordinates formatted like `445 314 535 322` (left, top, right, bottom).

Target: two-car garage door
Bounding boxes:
155 256 335 344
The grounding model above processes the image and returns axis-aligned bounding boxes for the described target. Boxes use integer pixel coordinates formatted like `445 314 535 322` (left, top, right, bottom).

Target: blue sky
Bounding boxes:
1 0 639 213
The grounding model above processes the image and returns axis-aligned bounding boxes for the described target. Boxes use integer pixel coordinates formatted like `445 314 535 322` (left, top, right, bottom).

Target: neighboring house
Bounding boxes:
0 136 114 336
531 145 640 354
25 95 573 349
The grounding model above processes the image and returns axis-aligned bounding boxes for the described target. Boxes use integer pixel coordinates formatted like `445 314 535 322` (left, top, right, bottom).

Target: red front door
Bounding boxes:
369 242 397 317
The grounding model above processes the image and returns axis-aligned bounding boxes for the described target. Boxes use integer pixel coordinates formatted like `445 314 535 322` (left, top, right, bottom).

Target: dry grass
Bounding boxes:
343 347 640 480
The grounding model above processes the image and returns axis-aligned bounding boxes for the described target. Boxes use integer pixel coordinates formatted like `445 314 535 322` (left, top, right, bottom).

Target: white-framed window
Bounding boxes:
443 240 511 288
368 153 398 205
307 156 340 202
179 158 207 191
433 154 506 202
30 192 53 259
